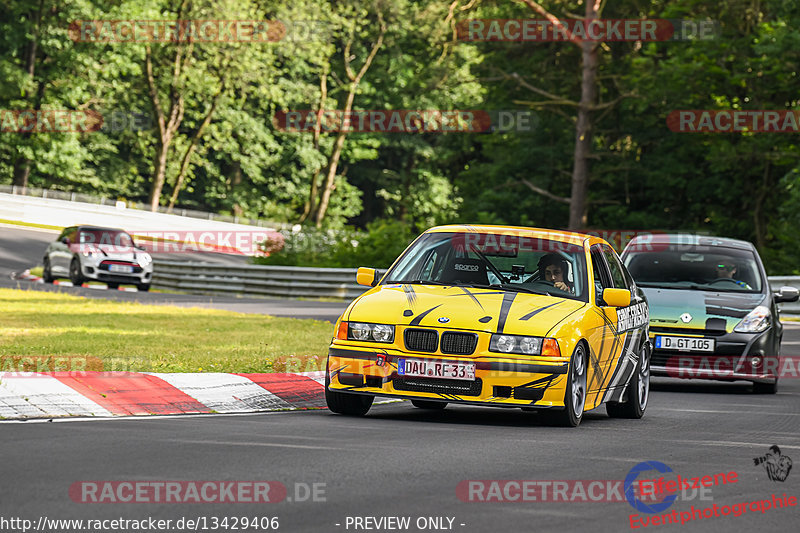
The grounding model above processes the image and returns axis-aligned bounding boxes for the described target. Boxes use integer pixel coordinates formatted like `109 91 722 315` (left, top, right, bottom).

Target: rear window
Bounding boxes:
623 246 762 292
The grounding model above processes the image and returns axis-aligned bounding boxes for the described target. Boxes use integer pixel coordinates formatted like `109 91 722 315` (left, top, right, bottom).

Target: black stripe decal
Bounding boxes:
496 293 517 333
409 304 442 326
520 302 560 321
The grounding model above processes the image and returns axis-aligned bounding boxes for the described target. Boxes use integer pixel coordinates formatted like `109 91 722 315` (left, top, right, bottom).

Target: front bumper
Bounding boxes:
82 260 152 284
326 345 570 409
649 329 777 383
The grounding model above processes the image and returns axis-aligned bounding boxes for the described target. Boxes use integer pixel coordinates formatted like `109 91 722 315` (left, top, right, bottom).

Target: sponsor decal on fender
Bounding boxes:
618 302 649 332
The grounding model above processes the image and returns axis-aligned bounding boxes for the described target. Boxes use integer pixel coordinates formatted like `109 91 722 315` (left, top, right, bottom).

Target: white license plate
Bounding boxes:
109 264 134 273
655 335 715 352
398 358 476 381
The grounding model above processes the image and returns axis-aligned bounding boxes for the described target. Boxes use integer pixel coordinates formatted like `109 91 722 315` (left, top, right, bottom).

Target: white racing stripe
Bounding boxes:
150 373 294 413
0 373 113 418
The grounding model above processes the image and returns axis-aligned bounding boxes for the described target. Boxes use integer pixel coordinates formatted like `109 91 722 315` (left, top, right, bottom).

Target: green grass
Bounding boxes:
0 288 332 373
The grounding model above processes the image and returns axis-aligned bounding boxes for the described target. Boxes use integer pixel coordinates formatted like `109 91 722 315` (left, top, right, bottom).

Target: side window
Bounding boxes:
591 246 612 304
601 245 628 290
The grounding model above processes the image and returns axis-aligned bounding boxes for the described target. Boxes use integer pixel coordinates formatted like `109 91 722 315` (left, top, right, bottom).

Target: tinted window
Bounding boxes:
623 245 762 292
602 245 629 290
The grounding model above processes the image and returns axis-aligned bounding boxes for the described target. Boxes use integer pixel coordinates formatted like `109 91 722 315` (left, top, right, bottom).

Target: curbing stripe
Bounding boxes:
149 372 295 413
0 374 113 418
53 372 207 415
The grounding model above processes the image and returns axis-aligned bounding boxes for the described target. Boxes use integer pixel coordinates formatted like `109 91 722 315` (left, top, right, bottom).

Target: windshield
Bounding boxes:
623 245 763 292
384 231 588 301
79 229 134 247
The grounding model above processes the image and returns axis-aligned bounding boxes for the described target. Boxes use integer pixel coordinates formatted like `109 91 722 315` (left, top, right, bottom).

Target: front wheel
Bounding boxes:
69 258 84 286
325 366 373 416
607 344 650 419
541 343 587 427
137 283 151 292
42 258 54 283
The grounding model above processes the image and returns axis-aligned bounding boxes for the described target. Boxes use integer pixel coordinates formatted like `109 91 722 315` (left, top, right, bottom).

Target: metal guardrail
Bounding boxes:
0 184 282 228
152 260 800 311
151 260 370 300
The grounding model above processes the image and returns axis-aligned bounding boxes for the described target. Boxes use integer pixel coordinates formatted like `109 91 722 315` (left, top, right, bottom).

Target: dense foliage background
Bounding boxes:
2 0 799 271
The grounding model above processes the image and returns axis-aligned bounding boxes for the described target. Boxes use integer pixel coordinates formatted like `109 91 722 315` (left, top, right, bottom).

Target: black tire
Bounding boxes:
42 258 54 283
137 283 151 292
607 344 650 419
325 364 373 416
106 283 119 290
69 258 84 286
411 399 447 410
753 380 778 394
541 343 587 427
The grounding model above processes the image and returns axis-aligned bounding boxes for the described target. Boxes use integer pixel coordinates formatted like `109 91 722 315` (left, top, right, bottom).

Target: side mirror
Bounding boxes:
356 267 380 287
602 288 631 308
61 237 70 245
774 286 800 303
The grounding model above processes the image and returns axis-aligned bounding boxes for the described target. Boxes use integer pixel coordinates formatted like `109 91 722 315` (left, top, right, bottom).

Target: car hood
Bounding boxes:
75 243 144 262
641 287 766 332
347 284 586 336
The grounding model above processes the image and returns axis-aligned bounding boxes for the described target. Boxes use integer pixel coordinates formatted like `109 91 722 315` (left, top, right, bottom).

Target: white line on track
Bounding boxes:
171 439 343 450
649 407 800 416
669 439 800 450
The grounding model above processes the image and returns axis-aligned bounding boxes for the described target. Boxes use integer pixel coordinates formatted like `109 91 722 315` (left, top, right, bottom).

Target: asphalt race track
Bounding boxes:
1 344 799 532
2 225 799 532
0 225 348 321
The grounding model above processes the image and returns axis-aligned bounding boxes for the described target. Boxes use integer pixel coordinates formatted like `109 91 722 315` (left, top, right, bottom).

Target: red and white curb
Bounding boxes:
0 371 341 420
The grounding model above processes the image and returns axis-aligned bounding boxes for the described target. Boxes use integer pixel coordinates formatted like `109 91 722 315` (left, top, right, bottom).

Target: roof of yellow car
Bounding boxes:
426 224 600 246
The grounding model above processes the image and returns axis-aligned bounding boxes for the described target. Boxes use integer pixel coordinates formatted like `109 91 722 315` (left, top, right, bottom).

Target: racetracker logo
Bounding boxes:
75 229 282 256
665 356 800 379
0 110 102 133
0 355 103 376
70 481 285 503
667 110 800 133
457 19 719 42
273 110 538 133
456 479 698 503
68 20 286 42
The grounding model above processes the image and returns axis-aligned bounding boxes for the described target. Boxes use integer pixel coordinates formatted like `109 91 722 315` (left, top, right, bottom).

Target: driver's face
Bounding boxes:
716 264 736 278
544 265 563 282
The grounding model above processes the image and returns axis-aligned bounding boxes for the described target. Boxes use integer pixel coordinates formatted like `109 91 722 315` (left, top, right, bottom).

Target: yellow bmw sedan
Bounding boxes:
325 225 651 427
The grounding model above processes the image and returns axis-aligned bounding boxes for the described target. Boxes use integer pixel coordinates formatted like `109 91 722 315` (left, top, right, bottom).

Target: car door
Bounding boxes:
584 245 620 400
50 227 76 274
599 244 648 396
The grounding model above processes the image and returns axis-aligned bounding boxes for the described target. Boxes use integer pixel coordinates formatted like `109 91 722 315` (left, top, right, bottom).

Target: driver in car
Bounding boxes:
538 254 574 293
714 261 752 289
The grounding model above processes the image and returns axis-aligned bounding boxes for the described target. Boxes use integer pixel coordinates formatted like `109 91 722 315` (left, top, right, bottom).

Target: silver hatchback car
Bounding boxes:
43 225 154 291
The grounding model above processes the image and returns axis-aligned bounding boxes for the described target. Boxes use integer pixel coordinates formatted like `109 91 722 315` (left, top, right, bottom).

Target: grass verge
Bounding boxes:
0 288 331 373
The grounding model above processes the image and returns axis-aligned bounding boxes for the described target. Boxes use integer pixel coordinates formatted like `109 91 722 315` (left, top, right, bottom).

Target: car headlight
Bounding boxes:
138 253 152 267
490 334 543 355
733 305 771 333
346 322 395 343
